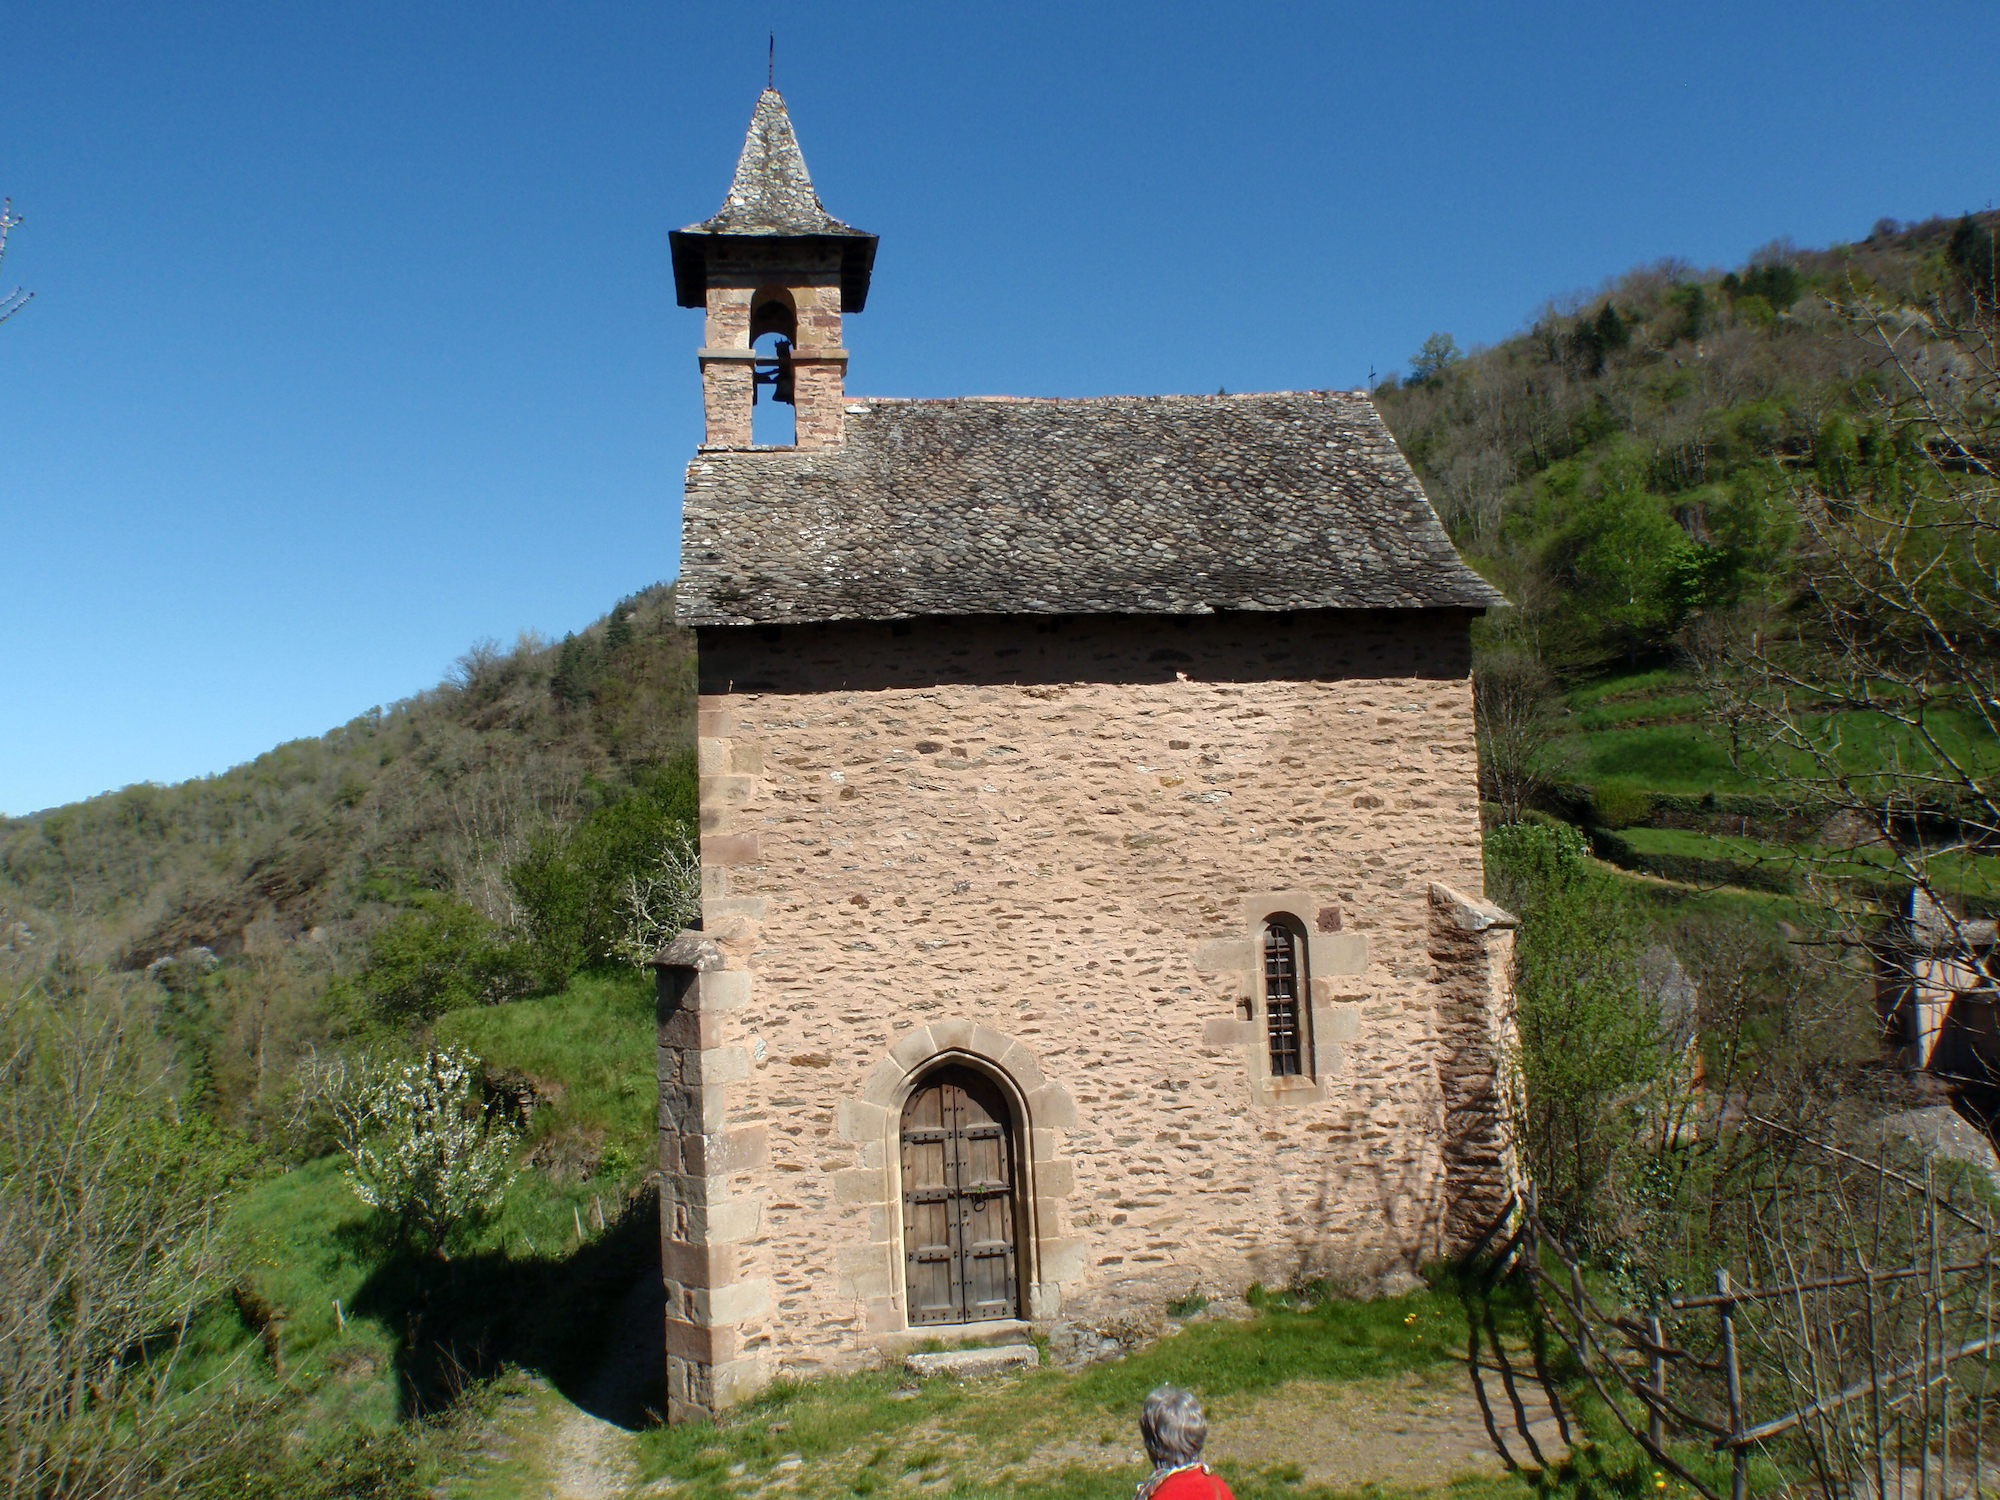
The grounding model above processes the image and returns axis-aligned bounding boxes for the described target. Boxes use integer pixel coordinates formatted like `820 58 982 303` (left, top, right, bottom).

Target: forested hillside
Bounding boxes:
1379 211 1998 672
0 582 697 1127
1379 210 2000 910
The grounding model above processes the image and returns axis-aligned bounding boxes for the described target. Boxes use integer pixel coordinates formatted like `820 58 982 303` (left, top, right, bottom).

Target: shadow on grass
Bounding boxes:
349 1185 664 1429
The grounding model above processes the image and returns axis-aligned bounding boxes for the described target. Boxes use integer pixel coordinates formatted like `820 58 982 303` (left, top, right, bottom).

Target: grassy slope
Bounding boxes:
223 966 659 1438
1566 670 2000 798
1549 669 2000 908
438 967 658 1187
1612 824 2000 899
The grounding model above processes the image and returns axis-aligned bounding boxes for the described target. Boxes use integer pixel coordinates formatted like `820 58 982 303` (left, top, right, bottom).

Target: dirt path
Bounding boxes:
545 1272 664 1498
543 1402 640 1500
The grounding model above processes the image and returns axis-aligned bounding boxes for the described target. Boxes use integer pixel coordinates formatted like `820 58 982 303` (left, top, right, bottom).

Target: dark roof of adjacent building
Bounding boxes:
675 391 1507 627
670 89 877 311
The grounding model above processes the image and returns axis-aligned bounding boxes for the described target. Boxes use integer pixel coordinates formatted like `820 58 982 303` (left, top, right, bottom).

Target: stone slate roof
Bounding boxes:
682 88 868 239
676 391 1507 626
670 89 877 310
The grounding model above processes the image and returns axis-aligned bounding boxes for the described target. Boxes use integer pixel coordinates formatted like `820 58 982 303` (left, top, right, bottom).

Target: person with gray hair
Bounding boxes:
1135 1385 1234 1500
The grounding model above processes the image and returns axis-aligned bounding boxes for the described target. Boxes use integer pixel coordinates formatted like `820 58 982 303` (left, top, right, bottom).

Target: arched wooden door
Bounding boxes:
900 1064 1020 1325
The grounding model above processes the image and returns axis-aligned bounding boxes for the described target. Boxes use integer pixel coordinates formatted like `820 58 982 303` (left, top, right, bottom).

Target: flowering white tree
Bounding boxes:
308 1047 518 1257
613 832 702 969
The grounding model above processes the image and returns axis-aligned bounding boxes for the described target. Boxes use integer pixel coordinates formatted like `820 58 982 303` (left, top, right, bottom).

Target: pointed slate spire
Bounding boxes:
691 88 863 237
671 89 877 310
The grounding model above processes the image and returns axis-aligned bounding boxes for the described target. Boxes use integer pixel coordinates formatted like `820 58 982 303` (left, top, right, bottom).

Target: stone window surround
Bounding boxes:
832 1022 1083 1338
1196 890 1370 1106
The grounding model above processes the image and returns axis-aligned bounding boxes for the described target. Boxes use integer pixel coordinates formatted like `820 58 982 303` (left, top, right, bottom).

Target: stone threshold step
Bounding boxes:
904 1343 1040 1379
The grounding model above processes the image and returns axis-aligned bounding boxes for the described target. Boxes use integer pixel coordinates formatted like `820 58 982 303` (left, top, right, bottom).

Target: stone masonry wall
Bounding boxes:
1426 884 1520 1252
675 609 1492 1400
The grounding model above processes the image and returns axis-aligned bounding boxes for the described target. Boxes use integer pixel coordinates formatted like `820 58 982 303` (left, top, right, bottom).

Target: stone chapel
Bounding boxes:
655 88 1519 1424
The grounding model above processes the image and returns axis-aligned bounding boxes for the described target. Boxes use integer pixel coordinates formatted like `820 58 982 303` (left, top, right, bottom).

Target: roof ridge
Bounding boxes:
849 389 1372 408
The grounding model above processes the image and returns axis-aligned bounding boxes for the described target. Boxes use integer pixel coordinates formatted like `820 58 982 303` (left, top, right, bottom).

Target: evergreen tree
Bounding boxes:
550 632 591 710
1948 215 1998 310
604 604 635 654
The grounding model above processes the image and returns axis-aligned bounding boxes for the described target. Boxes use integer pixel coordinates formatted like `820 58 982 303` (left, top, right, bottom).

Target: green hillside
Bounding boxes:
1378 212 1996 671
1 584 705 1492
1378 210 2000 909
0 583 696 1123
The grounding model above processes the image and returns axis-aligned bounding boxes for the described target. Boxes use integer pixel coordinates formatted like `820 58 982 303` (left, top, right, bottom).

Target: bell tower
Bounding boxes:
670 90 877 451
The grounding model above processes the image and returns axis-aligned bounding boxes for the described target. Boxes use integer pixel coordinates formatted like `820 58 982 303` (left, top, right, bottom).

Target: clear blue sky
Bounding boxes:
4 1 1995 816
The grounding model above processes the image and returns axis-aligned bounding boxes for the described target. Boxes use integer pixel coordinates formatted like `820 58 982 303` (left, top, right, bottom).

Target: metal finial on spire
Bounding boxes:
768 34 775 89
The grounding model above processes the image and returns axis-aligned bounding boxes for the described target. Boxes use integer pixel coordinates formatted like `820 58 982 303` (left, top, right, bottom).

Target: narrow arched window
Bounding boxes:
1263 918 1311 1078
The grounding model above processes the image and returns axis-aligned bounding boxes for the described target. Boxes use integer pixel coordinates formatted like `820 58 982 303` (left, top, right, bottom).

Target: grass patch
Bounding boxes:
1612 825 1801 867
633 1285 1474 1500
438 965 656 1172
1564 668 1692 710
1565 698 2000 802
1610 825 2000 901
230 1154 405 1406
1574 694 1710 731
1563 726 1756 796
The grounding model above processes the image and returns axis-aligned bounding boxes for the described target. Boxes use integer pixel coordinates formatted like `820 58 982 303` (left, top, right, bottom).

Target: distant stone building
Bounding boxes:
655 88 1517 1423
1877 887 2000 1101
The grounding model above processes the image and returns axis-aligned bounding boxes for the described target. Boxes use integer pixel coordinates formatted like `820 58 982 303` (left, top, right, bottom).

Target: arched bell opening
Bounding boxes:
898 1059 1026 1326
749 289 797 343
748 286 799 446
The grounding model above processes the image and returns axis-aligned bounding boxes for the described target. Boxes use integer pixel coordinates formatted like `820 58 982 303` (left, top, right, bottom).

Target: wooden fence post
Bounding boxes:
1648 1312 1666 1450
1718 1268 1747 1500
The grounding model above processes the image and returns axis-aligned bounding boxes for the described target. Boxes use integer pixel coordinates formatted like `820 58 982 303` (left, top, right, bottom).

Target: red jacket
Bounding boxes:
1144 1466 1235 1500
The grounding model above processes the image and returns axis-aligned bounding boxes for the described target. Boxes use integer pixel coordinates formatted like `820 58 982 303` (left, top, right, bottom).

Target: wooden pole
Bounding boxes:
1648 1312 1667 1450
1718 1268 1748 1500
1928 1161 1945 1500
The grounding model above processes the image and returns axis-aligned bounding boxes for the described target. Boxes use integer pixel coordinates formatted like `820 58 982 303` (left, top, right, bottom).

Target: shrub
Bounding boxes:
360 895 537 1020
0 967 254 1495
1589 782 1654 829
505 834 595 988
1541 483 1703 665
612 832 702 968
506 757 698 986
1484 819 1592 912
1485 820 1675 1239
